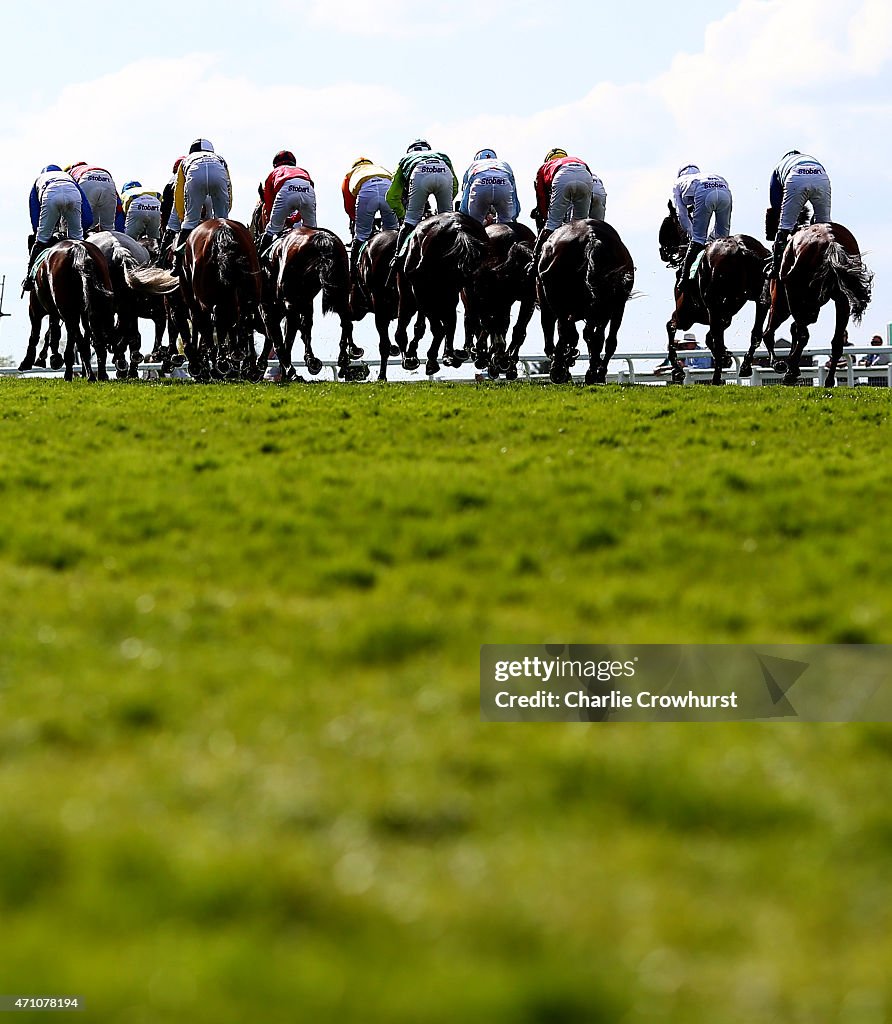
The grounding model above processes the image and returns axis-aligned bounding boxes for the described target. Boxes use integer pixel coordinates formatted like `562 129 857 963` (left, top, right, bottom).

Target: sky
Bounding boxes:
0 0 890 365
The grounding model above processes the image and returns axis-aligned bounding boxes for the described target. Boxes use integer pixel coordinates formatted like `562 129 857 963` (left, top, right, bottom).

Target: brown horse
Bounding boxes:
394 212 488 377
463 221 537 380
764 222 872 386
258 226 366 382
20 240 115 381
537 219 634 384
657 204 772 384
180 219 263 381
351 230 426 381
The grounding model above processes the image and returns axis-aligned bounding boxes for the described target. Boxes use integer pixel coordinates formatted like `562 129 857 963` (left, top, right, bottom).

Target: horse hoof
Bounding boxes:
738 363 753 379
721 354 733 369
32 356 46 369
389 344 400 358
474 354 488 370
426 359 440 377
50 354 65 371
402 355 419 372
487 364 500 380
451 348 468 364
171 354 186 367
348 344 364 360
505 366 518 382
343 364 369 382
306 357 323 376
97 371 109 382
18 360 33 372
710 377 726 386
782 372 801 386
772 359 788 374
585 369 597 385
116 368 127 380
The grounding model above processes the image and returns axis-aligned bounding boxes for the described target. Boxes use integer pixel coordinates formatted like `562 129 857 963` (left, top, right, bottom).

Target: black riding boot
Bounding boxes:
527 228 553 282
678 241 704 297
172 228 191 275
386 223 412 285
349 236 361 279
22 239 52 292
769 229 790 280
257 232 277 259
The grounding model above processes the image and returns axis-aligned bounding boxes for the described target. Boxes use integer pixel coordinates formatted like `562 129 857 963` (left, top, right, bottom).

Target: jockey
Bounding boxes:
23 165 94 290
258 150 316 256
766 149 831 279
341 156 398 277
671 163 732 294
386 139 459 267
67 161 122 231
121 181 163 242
460 149 520 225
173 139 232 258
531 148 607 270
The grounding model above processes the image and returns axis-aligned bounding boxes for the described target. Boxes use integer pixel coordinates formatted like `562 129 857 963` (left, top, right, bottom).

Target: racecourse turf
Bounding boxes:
0 379 890 1023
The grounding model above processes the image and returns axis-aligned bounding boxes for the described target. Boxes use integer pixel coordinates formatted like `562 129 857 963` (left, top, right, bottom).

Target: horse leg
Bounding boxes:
741 298 768 377
551 318 576 385
599 305 626 384
35 329 50 369
375 310 392 381
783 322 808 385
395 287 419 371
262 305 293 381
425 314 445 377
584 321 605 385
665 300 686 384
540 302 556 370
507 296 536 378
441 301 459 368
20 300 45 371
706 318 726 385
825 298 849 388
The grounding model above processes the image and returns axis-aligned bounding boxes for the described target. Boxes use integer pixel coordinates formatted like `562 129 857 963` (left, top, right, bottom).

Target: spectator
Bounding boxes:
858 333 889 387
654 333 713 374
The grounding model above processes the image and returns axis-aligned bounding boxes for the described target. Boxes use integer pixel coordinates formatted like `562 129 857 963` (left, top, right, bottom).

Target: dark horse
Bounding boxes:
20 240 115 381
764 222 872 386
394 212 488 377
463 221 537 380
350 230 425 381
257 226 367 382
180 219 262 381
537 219 634 384
658 202 772 384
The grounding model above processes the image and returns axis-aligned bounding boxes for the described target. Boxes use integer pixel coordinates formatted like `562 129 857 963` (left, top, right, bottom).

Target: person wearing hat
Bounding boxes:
386 139 459 270
257 150 316 256
671 163 732 296
341 156 397 278
67 161 121 231
121 180 163 242
459 149 520 225
22 164 94 290
529 148 606 274
172 139 232 260
765 150 831 281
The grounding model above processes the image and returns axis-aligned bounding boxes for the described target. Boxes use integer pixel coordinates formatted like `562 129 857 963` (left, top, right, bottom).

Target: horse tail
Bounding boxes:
445 226 486 279
73 244 114 319
825 243 873 324
214 221 256 293
489 240 532 281
312 232 346 315
584 233 634 305
123 260 180 295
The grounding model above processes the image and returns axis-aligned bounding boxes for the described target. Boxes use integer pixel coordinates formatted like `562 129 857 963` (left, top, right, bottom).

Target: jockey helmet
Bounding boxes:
474 149 497 161
783 149 802 158
407 139 431 153
273 150 297 167
544 148 567 163
173 156 185 173
351 156 372 169
64 161 86 173
42 165 63 174
123 180 141 192
189 138 214 154
677 164 700 177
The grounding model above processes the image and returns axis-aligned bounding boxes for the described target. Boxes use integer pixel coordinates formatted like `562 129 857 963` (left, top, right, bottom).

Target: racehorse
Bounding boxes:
20 240 115 381
394 212 488 377
180 219 263 381
88 231 180 378
351 230 426 381
763 222 872 386
537 219 635 384
257 226 366 382
463 221 536 380
657 204 772 384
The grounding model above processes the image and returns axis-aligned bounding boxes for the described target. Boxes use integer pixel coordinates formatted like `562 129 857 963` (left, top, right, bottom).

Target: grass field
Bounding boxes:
0 379 890 1023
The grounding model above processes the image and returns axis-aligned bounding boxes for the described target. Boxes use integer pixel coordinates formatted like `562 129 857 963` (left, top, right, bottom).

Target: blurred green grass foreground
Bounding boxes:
0 379 890 1023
